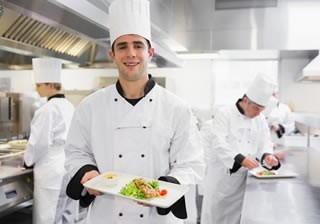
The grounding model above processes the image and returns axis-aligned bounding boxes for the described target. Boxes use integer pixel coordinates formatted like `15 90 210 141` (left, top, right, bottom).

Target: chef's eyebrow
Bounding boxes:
115 42 127 48
116 40 145 48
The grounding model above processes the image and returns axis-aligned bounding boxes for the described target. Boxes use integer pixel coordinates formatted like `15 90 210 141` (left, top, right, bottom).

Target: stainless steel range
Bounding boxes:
0 145 33 216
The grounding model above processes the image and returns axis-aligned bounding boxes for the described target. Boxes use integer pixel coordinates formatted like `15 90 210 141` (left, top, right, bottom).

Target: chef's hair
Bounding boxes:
40 83 61 91
52 83 62 91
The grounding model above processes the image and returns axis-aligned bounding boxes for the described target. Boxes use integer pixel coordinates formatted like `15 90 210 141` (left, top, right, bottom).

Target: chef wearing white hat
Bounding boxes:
109 0 151 45
64 0 205 224
201 73 281 224
24 58 75 224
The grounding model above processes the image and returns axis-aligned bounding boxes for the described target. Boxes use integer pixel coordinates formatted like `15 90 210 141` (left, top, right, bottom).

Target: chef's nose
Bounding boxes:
126 46 136 58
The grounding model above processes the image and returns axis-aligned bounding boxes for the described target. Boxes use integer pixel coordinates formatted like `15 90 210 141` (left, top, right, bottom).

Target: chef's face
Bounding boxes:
109 34 154 82
244 97 265 118
35 83 51 97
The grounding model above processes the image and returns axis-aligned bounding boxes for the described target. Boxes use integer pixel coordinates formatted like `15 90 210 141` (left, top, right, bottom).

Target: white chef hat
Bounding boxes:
109 0 151 46
32 58 62 84
246 73 276 107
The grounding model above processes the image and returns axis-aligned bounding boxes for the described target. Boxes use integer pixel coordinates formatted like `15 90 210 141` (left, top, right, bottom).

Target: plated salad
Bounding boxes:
257 170 276 176
120 178 168 200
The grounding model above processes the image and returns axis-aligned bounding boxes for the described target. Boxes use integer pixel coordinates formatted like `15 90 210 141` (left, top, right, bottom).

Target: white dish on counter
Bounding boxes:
83 172 189 208
249 167 298 179
8 140 28 149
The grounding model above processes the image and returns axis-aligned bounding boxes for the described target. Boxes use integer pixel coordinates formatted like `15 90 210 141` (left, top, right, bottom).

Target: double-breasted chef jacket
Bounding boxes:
24 94 75 224
201 99 280 224
65 76 205 224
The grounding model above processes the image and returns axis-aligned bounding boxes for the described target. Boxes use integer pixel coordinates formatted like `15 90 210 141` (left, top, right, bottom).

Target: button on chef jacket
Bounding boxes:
65 76 205 224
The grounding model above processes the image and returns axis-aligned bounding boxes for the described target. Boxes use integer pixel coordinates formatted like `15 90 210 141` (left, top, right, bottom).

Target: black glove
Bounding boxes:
276 124 285 138
156 176 187 219
66 164 99 208
23 161 34 169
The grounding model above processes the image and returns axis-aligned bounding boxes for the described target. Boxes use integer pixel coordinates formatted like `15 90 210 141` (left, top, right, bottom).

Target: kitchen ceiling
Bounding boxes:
0 0 320 72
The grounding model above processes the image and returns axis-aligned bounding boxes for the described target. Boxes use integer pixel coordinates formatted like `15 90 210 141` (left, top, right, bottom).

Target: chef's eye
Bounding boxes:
118 46 127 50
135 44 144 49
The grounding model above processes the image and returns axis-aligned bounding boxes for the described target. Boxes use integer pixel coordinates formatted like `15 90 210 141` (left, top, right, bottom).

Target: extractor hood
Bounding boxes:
299 52 320 82
0 0 182 69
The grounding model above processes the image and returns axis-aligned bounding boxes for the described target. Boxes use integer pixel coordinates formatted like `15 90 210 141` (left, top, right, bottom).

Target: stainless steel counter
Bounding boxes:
241 148 320 224
0 146 33 216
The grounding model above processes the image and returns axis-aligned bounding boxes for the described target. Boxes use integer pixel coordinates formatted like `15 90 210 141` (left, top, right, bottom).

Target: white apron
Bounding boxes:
33 145 65 224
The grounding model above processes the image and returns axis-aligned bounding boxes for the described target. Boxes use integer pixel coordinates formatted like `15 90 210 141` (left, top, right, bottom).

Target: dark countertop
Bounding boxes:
241 148 320 224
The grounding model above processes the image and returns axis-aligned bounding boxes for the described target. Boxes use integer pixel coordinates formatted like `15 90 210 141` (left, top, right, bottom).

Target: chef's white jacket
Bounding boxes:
24 97 74 224
201 104 274 224
65 83 205 224
268 103 295 134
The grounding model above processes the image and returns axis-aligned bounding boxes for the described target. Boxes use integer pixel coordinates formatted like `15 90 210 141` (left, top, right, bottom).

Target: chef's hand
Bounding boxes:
241 157 259 170
270 123 280 131
81 170 103 196
264 155 279 167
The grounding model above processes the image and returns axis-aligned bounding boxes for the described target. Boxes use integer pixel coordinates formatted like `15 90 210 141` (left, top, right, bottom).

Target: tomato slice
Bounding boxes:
159 189 168 196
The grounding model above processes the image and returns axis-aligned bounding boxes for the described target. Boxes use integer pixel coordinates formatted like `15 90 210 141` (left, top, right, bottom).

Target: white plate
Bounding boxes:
83 172 189 208
249 167 298 179
8 140 28 149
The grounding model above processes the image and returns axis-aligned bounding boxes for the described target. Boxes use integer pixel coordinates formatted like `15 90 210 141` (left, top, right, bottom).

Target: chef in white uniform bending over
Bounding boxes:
64 0 205 224
201 74 281 224
24 58 75 224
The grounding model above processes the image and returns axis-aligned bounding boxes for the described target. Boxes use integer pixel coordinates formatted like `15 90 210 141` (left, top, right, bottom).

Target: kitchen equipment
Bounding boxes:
0 145 33 216
0 92 41 141
0 166 33 215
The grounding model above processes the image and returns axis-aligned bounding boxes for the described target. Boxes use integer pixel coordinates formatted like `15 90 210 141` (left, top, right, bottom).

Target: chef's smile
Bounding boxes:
124 61 140 67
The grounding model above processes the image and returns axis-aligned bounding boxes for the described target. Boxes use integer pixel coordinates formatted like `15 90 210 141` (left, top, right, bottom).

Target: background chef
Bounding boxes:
200 74 281 224
263 95 296 142
23 58 75 224
64 0 205 223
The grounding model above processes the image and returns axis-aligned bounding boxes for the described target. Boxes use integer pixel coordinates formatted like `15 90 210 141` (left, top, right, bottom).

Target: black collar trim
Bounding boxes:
48 94 65 101
236 98 245 115
116 74 155 106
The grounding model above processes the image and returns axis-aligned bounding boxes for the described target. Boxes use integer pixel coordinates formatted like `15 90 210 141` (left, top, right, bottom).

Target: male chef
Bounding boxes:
201 74 281 224
64 0 205 223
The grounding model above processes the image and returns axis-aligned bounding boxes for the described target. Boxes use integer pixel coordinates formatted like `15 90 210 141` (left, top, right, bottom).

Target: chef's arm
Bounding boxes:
157 176 187 219
274 124 285 138
229 154 244 174
230 154 259 174
66 164 99 207
260 153 281 170
22 161 34 169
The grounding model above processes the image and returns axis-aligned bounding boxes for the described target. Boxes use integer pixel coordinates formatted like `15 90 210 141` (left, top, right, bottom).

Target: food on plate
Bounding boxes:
120 178 167 199
103 173 118 186
257 170 276 176
8 139 28 149
133 178 160 198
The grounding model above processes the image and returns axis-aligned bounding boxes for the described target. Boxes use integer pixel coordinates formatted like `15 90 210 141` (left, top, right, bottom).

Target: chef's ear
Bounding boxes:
109 50 115 62
148 47 155 59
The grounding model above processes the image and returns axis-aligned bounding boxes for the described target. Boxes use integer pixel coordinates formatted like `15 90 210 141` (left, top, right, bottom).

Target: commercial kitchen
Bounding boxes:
0 0 320 224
